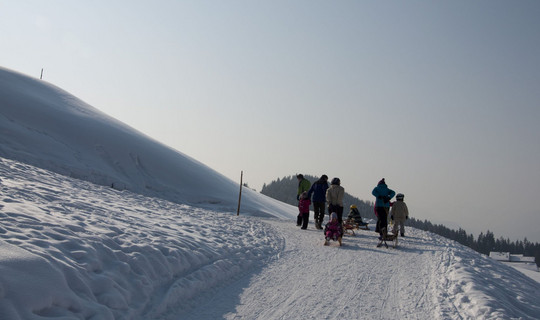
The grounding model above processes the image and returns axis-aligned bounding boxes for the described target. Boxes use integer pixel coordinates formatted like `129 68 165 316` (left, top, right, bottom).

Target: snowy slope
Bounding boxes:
1 157 539 319
0 66 295 219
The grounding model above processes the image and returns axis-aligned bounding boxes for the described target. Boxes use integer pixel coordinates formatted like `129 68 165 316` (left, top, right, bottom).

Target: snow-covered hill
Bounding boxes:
0 67 295 219
1 66 539 319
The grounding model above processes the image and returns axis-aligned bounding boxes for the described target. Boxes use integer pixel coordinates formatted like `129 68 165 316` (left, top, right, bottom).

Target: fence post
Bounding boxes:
237 171 243 216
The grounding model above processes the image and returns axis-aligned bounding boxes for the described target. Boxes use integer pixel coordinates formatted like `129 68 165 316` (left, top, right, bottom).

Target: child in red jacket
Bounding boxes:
297 191 311 229
324 212 343 246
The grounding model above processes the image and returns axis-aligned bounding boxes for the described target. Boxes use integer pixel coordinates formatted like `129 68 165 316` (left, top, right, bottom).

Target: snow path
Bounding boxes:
182 219 540 320
183 221 444 319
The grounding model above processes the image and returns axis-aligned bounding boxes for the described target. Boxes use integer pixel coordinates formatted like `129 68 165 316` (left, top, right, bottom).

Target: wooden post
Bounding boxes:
40 68 43 80
237 171 243 216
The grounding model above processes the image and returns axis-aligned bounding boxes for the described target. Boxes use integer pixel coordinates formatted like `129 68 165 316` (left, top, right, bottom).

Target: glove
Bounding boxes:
391 215 394 220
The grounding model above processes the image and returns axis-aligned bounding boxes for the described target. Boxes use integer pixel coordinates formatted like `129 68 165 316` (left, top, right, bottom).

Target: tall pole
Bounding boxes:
237 171 243 216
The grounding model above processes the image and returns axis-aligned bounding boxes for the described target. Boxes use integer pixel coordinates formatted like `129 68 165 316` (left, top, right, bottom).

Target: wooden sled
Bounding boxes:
324 236 342 246
377 227 398 248
343 219 369 236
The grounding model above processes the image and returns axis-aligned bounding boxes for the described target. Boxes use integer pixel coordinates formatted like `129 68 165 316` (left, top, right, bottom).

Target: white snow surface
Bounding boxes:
1 66 539 319
0 67 294 219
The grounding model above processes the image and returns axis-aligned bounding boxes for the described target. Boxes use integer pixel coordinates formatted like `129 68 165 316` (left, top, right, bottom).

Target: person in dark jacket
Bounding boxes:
307 174 329 229
372 178 395 239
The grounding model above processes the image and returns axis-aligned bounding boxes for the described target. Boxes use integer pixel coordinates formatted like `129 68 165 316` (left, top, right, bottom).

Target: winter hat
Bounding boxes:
378 178 386 185
321 174 328 181
297 174 304 179
396 193 404 200
331 177 340 185
331 212 338 221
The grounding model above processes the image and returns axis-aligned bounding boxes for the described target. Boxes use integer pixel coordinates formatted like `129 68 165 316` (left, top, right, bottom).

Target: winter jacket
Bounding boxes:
326 184 345 207
347 208 365 225
324 220 343 238
297 178 311 198
298 198 311 214
372 183 395 208
390 200 408 221
307 179 329 203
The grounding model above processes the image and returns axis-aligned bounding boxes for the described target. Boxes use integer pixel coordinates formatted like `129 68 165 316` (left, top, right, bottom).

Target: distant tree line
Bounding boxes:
261 174 540 267
408 218 540 267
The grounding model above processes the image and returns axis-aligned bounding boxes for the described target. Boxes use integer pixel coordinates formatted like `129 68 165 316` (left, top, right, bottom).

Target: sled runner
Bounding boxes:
376 227 398 248
323 236 342 247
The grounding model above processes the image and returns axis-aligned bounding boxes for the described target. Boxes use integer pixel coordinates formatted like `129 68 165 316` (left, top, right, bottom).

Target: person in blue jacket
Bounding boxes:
307 174 329 230
372 178 395 239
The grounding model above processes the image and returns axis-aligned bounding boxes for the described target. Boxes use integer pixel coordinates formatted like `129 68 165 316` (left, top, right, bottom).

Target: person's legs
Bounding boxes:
313 202 325 229
301 212 309 229
392 220 399 234
376 207 388 237
399 220 405 236
336 206 344 224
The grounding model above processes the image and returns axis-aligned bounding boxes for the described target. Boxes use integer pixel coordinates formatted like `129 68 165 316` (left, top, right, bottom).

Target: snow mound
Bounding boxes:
0 66 295 219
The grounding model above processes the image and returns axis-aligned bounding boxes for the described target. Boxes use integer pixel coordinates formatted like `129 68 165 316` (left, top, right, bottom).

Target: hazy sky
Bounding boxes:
2 1 540 242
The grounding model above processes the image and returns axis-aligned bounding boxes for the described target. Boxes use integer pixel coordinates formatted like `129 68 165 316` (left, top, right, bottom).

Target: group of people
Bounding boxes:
295 174 409 246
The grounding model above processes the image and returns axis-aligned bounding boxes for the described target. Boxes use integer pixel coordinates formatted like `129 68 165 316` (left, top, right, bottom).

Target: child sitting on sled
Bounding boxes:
324 212 343 246
346 204 369 230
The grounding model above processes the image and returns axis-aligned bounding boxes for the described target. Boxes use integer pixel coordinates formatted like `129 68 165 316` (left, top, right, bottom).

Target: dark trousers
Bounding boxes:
301 212 309 229
375 206 389 235
313 202 325 224
328 204 344 223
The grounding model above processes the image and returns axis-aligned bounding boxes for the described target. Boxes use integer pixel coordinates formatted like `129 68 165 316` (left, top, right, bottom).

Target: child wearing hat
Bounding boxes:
324 212 343 246
390 193 409 237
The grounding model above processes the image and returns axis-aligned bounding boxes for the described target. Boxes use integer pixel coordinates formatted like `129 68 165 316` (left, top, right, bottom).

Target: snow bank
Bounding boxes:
0 158 283 319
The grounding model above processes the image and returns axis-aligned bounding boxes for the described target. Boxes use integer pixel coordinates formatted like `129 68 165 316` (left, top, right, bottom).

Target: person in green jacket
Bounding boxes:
296 174 311 200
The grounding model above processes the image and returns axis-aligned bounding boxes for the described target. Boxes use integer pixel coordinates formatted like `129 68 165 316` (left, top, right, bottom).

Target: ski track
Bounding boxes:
182 217 540 320
183 220 457 320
